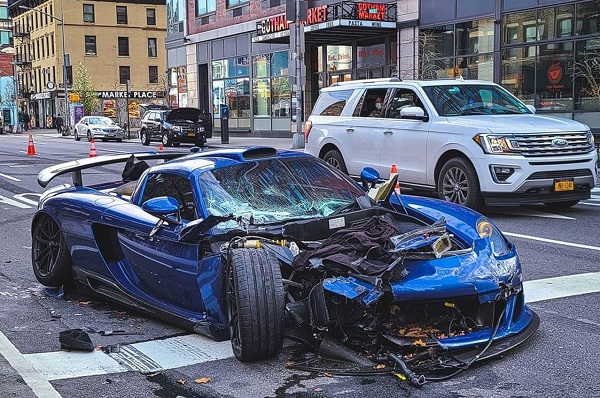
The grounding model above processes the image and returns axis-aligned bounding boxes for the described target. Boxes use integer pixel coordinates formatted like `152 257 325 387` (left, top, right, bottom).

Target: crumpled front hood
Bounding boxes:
444 114 588 133
167 107 202 122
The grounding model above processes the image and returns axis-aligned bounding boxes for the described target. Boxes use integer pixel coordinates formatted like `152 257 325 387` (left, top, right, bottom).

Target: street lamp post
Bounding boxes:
18 4 70 132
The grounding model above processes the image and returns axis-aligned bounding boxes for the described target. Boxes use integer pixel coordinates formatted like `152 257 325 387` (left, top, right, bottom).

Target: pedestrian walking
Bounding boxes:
55 114 64 134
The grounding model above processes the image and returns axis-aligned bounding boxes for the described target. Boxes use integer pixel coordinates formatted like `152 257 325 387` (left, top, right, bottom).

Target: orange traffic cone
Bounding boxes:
389 164 401 194
89 139 97 157
158 143 164 152
27 134 37 155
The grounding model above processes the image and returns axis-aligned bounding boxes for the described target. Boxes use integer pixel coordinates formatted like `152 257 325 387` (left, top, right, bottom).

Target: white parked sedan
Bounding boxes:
74 116 125 142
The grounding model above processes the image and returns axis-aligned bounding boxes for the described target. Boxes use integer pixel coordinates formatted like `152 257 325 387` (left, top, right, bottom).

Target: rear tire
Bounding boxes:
323 149 348 174
544 200 580 209
74 131 81 141
31 214 73 288
162 132 172 147
437 157 483 210
226 248 285 362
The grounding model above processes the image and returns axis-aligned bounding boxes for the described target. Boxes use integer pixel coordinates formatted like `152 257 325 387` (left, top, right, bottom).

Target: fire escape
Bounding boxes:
12 19 33 104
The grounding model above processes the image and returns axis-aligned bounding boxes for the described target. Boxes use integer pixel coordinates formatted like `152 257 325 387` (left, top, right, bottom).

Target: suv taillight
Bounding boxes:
304 121 312 143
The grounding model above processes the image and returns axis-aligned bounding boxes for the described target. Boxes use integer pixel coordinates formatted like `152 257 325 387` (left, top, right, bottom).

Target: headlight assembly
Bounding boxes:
170 126 182 132
476 218 511 257
473 134 514 154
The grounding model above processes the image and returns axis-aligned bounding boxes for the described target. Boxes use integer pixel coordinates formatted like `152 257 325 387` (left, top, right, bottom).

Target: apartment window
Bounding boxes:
149 66 158 83
85 36 96 55
118 37 129 56
116 6 128 24
146 8 156 25
148 38 157 57
227 0 248 7
119 66 130 84
197 0 217 15
83 4 94 23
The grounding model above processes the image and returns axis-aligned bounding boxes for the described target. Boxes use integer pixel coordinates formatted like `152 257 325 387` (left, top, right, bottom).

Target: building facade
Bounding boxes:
169 0 600 136
10 0 167 129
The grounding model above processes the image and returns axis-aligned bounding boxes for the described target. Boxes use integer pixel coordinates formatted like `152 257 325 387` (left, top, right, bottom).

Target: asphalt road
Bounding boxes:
0 131 599 398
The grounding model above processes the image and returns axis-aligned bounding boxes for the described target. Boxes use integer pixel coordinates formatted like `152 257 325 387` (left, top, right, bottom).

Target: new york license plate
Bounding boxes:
187 133 196 137
554 178 574 192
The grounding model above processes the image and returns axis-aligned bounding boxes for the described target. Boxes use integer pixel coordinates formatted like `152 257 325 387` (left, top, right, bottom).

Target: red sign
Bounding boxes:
547 62 563 85
257 5 328 35
356 3 386 21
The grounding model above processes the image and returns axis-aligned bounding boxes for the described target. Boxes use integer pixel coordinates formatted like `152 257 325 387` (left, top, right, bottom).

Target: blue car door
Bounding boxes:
112 171 204 312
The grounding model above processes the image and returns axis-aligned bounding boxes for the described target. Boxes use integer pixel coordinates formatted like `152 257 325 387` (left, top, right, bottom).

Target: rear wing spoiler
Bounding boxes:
37 152 183 188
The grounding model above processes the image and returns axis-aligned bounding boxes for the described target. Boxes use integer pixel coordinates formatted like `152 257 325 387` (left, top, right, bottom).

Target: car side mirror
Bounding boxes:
400 106 427 121
142 196 180 216
360 167 380 190
525 104 536 114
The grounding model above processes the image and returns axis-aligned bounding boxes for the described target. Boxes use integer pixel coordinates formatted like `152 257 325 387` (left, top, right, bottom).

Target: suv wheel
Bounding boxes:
74 131 80 141
437 157 483 210
323 149 348 174
140 130 150 146
162 132 172 147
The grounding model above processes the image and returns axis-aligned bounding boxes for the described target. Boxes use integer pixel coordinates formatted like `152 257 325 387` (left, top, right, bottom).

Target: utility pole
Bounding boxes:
287 0 306 149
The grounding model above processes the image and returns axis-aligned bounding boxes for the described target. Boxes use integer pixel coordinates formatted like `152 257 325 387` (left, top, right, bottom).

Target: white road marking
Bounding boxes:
523 272 600 303
24 334 233 381
489 208 574 220
504 232 600 252
0 331 63 398
13 193 41 206
580 202 600 207
0 194 31 209
0 172 21 182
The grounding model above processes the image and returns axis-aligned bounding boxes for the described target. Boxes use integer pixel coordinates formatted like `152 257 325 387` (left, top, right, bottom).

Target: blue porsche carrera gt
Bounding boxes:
32 147 538 385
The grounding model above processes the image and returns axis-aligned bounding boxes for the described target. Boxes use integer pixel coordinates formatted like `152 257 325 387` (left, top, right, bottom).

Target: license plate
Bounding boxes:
554 178 574 192
108 134 115 137
187 133 196 137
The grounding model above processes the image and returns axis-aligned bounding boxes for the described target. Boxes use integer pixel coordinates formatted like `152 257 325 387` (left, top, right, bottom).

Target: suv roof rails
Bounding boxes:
329 77 402 87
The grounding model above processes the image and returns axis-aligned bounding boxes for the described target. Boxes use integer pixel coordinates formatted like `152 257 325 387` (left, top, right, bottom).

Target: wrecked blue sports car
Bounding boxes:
32 147 538 385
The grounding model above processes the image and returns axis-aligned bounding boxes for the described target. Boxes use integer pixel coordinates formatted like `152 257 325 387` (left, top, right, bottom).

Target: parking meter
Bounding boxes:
220 104 229 144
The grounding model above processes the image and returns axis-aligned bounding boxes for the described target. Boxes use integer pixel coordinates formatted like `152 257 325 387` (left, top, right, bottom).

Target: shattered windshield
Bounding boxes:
198 157 365 232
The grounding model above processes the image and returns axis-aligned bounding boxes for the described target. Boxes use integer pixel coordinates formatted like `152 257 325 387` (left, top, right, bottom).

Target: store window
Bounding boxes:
537 44 573 111
327 45 352 71
576 1 600 36
501 47 536 106
251 51 291 118
421 19 494 81
212 57 250 119
574 39 600 111
503 11 536 45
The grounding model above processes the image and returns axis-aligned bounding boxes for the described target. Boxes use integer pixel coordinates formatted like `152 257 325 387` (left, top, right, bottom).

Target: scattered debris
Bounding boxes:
43 286 64 299
59 329 95 352
194 377 212 384
176 379 185 385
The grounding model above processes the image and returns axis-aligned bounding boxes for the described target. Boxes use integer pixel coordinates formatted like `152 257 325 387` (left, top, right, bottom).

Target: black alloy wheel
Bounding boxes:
437 157 483 210
31 214 73 287
323 149 348 174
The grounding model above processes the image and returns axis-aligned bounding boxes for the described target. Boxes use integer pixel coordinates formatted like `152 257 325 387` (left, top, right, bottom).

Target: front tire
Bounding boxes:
31 214 73 287
437 157 483 209
140 130 150 146
226 248 285 362
74 131 81 141
87 131 92 142
323 149 348 174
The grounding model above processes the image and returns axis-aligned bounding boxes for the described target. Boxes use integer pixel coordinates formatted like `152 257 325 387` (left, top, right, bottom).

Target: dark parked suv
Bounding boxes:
140 107 212 147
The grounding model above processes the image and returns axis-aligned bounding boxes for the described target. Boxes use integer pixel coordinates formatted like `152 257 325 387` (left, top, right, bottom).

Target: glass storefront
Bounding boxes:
212 56 250 128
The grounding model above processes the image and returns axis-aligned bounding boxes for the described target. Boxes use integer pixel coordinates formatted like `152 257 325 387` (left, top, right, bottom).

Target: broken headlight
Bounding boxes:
476 218 511 257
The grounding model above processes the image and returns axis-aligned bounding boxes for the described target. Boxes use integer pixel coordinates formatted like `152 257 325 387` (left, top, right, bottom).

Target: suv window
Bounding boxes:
353 88 388 117
386 88 425 119
422 84 530 116
312 89 353 116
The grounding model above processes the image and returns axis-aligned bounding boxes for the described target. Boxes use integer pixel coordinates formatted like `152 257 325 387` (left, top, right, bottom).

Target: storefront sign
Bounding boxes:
97 91 165 99
253 1 396 43
256 5 328 36
30 92 55 100
356 3 386 21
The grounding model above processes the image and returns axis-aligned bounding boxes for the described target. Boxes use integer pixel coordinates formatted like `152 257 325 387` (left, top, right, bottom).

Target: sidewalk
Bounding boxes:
6 127 301 151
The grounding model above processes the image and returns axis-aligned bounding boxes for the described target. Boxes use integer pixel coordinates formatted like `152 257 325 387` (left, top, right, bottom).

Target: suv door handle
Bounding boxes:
346 128 354 133
383 130 394 135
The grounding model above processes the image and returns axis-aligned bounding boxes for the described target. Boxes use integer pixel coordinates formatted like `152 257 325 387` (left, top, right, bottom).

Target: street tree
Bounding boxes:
71 62 99 115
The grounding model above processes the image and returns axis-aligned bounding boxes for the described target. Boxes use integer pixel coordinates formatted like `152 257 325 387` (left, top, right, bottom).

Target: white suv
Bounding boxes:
305 78 598 210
